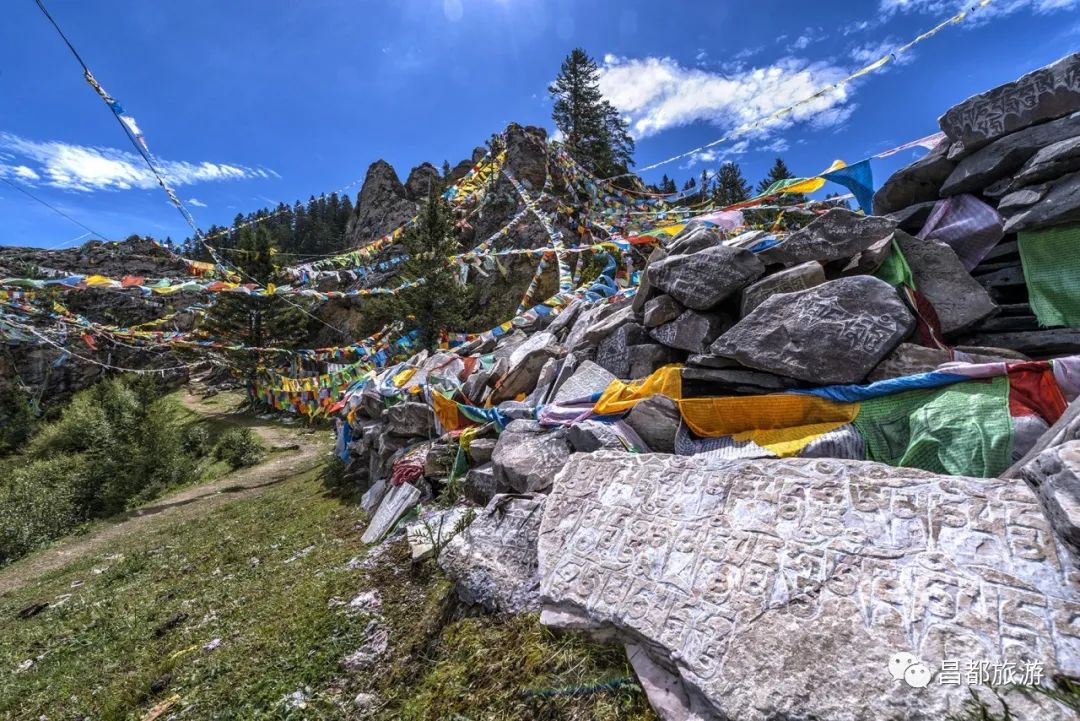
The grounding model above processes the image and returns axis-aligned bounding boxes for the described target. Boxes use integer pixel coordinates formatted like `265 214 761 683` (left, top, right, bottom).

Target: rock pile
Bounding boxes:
339 55 1080 720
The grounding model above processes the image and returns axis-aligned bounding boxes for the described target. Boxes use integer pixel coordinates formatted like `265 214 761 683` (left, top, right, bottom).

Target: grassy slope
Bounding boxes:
0 409 657 720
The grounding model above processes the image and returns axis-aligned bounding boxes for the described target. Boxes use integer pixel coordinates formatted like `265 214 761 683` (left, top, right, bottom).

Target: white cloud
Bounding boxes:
682 140 751 169
0 164 40 181
187 197 208 207
597 55 854 140
880 0 1080 18
849 38 917 67
843 19 873 35
0 132 274 192
789 35 812 50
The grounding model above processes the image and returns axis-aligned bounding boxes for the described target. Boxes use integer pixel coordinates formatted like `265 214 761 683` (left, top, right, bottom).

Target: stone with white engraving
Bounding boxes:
941 112 1080 196
739 261 825 316
646 245 765 311
756 209 896 267
648 309 731 353
939 51 1080 151
539 452 1080 721
490 333 564 403
552 360 616 403
385 401 435 437
491 420 571 493
360 481 421 544
893 230 998 335
595 322 648 378
710 276 915 384
439 494 545 614
666 225 722 256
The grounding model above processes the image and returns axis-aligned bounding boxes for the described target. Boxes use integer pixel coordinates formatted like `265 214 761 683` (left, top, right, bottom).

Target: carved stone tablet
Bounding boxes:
539 452 1080 721
361 481 420 545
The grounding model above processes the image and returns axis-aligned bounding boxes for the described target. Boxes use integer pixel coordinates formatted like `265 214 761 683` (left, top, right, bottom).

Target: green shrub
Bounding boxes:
214 427 265 469
0 457 86 563
181 425 212 456
0 385 39 456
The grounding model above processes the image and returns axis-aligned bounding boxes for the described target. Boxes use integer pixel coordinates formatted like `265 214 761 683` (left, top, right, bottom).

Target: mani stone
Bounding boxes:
384 401 435 438
893 230 997 335
646 245 765 311
939 51 1080 152
595 322 648 379
439 494 544 614
941 112 1080 196
552 360 616 403
709 276 915 385
568 420 626 453
885 201 938 234
642 294 684 328
867 343 1015 382
666 224 722 256
625 395 681 454
739 261 825 316
1020 440 1080 558
463 462 497 506
491 420 571 493
648 309 731 353
872 137 956 215
632 247 668 315
360 478 388 515
627 343 679 381
756 209 897 267
360 481 421 544
538 451 1080 721
490 332 563 404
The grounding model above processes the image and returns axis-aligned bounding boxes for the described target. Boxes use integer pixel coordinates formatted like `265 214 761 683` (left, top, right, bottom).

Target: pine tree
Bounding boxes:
660 175 677 194
549 48 635 178
393 182 469 351
682 178 696 191
756 157 805 204
441 160 452 179
712 162 752 208
200 225 312 385
700 169 710 202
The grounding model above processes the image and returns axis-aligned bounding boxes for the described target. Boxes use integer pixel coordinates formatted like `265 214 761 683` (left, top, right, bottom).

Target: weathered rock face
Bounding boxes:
539 452 1080 721
941 112 1080 196
892 230 998 335
384 401 435 437
939 52 1080 151
642 295 684 328
552 360 616 403
624 396 680 453
757 209 897 267
403 162 442 201
1013 136 1080 188
491 420 571 493
646 246 765 311
665 225 722 256
502 123 549 190
344 160 417 245
872 138 957 215
361 482 421 544
439 494 544 614
1002 170 1080 233
710 276 915 384
739 261 825 316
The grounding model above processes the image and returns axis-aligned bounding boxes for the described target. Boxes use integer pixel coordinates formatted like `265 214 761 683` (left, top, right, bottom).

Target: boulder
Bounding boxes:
647 309 731 353
871 137 956 215
885 201 939 234
491 420 571 493
681 366 803 395
1013 135 1080 188
423 442 452 478
625 395 681 453
709 276 915 384
490 333 564 403
492 329 529 360
360 481 421 544
552 360 616 403
642 295 684 328
384 401 435 438
460 365 492 405
646 245 764 311
893 230 998 335
756 209 896 266
739 261 826 316
463 463 497 506
632 247 668 316
868 343 1016 382
939 51 1080 151
941 112 1080 196
1002 170 1080 233
439 494 544 614
539 452 1080 721
467 438 496 465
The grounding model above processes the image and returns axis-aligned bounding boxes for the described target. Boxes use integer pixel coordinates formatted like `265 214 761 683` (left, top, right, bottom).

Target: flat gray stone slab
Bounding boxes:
361 481 420 544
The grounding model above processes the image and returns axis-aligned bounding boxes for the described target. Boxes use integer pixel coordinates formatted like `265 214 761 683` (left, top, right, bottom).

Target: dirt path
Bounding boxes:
0 391 331 596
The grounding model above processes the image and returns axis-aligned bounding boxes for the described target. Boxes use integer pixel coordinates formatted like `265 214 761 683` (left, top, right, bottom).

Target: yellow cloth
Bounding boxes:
432 391 460 431
84 275 114 287
392 367 417 388
594 365 683 415
678 394 859 457
658 224 685 237
779 160 847 195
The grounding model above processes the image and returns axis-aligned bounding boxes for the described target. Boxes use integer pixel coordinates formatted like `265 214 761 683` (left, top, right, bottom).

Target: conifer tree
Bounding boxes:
549 48 635 178
712 162 752 208
756 157 805 204
200 225 312 385
393 182 469 351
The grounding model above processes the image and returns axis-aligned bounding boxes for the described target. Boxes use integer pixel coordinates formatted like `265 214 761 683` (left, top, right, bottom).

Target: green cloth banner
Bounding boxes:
1018 224 1080 327
852 376 1013 477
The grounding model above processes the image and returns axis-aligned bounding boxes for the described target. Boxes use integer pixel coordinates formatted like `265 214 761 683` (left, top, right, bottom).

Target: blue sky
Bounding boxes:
2 0 1079 248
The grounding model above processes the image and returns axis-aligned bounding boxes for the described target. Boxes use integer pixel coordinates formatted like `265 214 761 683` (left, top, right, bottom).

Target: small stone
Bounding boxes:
647 309 731 353
491 421 571 493
467 437 496 465
625 395 681 453
463 463 497 506
627 343 679 380
552 360 616 403
360 482 421 544
665 224 722 256
642 295 684 328
1013 135 1080 188
739 261 825 316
